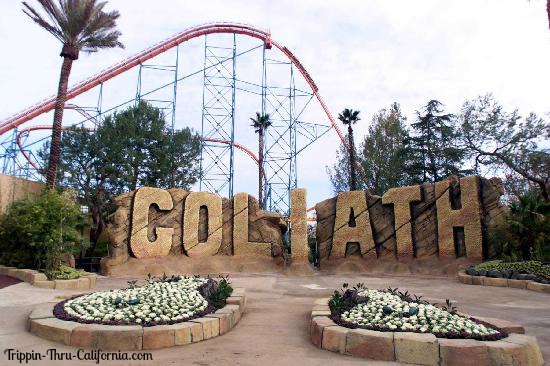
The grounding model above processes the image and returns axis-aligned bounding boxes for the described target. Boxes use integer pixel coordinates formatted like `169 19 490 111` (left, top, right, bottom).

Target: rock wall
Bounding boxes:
101 189 287 276
315 176 505 263
0 174 43 214
101 176 506 276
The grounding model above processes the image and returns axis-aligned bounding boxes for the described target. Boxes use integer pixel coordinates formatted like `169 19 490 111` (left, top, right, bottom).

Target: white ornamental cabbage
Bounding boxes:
339 289 500 338
63 277 209 325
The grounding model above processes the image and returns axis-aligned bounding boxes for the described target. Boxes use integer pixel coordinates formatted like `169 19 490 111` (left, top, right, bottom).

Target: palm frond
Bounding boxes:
22 0 123 51
250 112 271 133
81 30 123 51
338 108 361 125
22 1 65 42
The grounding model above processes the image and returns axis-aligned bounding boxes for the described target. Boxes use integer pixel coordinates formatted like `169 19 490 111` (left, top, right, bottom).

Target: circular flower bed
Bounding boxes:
466 260 550 284
54 275 231 327
329 285 506 341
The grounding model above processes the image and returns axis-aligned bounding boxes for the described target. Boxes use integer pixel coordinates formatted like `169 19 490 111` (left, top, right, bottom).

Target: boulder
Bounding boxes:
61 253 75 268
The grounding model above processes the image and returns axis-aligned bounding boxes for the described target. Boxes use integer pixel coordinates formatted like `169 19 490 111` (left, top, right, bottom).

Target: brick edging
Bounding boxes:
0 265 96 290
310 297 544 365
457 271 550 294
27 288 246 350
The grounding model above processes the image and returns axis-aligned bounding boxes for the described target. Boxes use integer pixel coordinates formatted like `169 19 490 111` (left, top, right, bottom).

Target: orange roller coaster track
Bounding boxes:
0 22 347 149
16 125 261 172
17 123 318 218
17 122 320 217
3 22 355 218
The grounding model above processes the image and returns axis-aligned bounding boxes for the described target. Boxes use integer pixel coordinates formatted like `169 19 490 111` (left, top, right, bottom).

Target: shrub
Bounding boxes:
474 260 550 281
328 283 369 315
0 189 87 279
207 276 234 308
48 264 83 280
489 191 550 261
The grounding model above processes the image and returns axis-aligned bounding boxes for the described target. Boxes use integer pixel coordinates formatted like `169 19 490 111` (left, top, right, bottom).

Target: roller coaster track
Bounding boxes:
0 22 347 148
16 125 261 172
17 122 319 219
2 22 361 218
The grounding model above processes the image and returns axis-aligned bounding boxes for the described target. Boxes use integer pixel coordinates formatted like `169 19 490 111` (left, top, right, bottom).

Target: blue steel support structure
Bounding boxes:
1 28 336 218
199 34 237 199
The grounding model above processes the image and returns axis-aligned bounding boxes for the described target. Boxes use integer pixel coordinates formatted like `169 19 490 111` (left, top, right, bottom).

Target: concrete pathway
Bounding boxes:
0 273 548 365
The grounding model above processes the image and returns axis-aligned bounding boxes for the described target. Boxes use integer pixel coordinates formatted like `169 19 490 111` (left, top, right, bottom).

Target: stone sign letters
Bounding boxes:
101 176 505 274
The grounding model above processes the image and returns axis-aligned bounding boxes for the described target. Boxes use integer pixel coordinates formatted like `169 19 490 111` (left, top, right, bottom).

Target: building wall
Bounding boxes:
0 174 43 214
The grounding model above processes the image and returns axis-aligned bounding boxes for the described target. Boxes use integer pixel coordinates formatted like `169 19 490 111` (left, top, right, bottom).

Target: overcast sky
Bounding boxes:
0 0 549 208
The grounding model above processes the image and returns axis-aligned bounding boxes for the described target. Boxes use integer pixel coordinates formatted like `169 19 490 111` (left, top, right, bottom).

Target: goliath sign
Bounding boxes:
101 176 504 275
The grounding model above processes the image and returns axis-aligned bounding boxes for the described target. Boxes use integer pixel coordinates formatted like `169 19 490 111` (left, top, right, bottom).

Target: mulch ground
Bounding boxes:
0 274 21 289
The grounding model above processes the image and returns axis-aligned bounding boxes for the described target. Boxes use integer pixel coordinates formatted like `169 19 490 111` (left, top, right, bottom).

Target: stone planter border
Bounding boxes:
310 298 544 366
458 271 550 294
0 265 97 290
28 288 246 350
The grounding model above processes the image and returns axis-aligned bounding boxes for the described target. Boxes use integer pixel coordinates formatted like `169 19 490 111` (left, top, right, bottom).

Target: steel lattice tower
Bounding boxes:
261 51 298 215
0 24 345 218
199 35 237 198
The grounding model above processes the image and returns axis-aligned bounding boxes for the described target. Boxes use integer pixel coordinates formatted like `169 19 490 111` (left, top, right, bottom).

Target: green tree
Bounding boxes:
509 192 550 260
23 0 123 188
490 191 550 261
501 171 539 202
45 102 201 255
55 126 108 256
327 141 354 194
362 103 415 195
409 100 469 183
338 108 361 190
458 94 550 201
250 112 271 207
100 101 200 192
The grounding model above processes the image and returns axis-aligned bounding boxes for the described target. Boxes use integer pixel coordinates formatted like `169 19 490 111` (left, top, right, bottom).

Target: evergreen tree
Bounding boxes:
408 100 469 183
362 103 416 195
327 141 355 194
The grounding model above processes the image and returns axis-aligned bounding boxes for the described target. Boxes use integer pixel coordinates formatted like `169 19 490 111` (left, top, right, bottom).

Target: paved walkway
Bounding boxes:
0 273 548 365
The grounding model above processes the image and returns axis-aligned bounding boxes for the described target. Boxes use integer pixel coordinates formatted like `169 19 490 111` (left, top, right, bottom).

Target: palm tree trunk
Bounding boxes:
348 125 357 191
258 129 264 208
46 56 73 187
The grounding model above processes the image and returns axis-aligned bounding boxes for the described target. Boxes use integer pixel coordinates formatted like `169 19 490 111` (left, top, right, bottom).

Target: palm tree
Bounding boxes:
508 192 550 260
251 112 271 208
338 108 361 191
23 0 124 187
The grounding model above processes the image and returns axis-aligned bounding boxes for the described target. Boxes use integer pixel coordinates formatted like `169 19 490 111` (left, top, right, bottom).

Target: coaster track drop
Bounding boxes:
0 23 348 216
